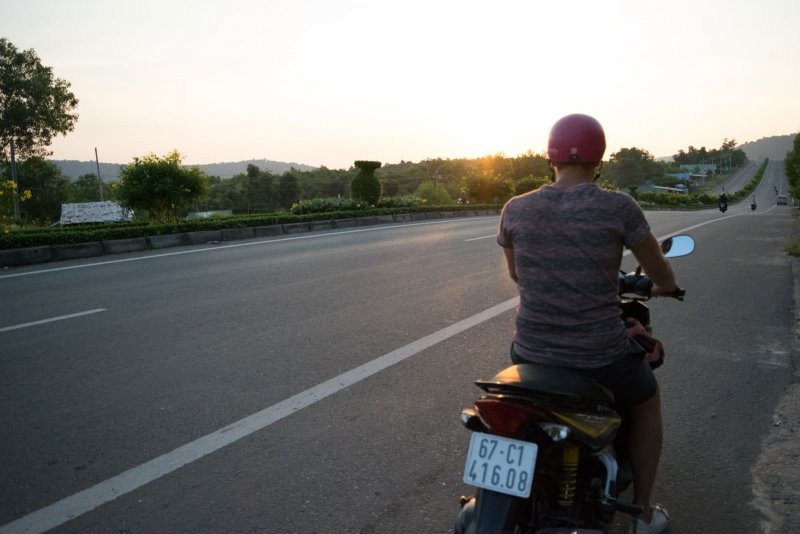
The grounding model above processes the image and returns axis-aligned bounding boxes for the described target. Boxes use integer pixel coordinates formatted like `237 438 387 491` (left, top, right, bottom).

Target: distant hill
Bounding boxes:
737 134 797 162
52 158 317 181
198 159 316 178
53 160 124 181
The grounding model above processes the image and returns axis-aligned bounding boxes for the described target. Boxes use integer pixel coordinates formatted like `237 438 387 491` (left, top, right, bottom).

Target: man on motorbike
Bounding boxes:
497 114 679 534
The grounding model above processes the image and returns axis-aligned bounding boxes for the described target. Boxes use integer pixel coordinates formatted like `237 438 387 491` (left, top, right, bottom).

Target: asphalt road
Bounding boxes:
1 161 797 533
710 160 759 195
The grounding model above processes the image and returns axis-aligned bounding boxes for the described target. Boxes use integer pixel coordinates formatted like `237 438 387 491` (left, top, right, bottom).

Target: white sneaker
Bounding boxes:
629 504 670 534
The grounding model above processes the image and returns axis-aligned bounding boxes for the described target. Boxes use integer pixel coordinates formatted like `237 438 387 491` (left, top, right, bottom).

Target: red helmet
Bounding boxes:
547 114 606 164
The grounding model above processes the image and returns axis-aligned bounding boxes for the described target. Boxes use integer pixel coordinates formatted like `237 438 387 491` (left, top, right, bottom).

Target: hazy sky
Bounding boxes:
2 0 798 169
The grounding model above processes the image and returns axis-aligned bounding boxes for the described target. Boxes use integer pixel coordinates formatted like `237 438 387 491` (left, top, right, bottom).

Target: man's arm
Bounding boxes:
630 233 678 295
502 246 518 283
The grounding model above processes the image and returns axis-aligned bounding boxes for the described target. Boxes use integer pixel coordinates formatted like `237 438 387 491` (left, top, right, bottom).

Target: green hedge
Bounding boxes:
0 204 499 250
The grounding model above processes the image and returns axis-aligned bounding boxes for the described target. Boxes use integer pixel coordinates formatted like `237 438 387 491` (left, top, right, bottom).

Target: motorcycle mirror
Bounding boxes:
660 235 695 258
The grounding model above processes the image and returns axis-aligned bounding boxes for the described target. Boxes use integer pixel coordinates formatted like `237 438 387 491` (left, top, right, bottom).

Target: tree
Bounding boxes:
200 174 246 212
245 163 276 212
786 134 800 199
0 176 31 228
673 139 747 169
69 173 111 203
116 151 208 223
514 175 550 195
414 180 453 205
1 38 79 161
351 160 382 205
2 157 69 223
278 171 300 209
461 170 515 203
382 179 400 197
510 151 551 181
606 147 658 189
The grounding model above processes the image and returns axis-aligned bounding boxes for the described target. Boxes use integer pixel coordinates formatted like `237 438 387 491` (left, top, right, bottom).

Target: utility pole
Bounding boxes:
95 147 104 201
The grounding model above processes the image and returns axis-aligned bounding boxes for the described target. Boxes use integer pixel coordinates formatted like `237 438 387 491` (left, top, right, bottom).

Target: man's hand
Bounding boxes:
651 284 683 299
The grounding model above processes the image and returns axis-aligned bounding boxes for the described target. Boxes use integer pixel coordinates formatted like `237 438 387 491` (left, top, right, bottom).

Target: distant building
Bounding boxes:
668 172 692 182
679 163 717 175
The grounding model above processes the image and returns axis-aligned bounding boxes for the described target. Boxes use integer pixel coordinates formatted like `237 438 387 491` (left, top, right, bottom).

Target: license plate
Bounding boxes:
463 432 538 498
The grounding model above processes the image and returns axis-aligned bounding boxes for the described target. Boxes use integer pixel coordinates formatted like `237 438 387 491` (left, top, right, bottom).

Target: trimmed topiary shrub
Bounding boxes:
351 160 382 205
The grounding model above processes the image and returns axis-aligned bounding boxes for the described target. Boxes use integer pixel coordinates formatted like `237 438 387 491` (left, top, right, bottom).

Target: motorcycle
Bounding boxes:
455 235 695 534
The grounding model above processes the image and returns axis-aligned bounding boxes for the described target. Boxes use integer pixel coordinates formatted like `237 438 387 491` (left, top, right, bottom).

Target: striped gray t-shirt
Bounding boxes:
497 183 651 368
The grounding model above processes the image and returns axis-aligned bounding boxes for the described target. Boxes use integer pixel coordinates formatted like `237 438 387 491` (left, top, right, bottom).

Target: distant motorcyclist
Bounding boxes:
718 193 728 213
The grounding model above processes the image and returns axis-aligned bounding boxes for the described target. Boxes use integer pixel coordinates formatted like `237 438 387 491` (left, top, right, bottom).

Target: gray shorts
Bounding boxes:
510 344 658 408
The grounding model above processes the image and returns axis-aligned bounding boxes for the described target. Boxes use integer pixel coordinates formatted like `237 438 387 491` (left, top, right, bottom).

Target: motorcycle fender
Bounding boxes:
457 489 523 534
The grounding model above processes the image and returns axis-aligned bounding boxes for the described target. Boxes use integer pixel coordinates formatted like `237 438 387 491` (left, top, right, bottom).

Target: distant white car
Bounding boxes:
777 195 788 205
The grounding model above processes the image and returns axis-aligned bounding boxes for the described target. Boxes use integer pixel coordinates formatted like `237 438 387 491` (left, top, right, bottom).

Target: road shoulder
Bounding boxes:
750 257 800 533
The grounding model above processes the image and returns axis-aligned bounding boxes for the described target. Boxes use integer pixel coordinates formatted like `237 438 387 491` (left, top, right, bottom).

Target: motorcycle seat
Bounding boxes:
476 363 614 404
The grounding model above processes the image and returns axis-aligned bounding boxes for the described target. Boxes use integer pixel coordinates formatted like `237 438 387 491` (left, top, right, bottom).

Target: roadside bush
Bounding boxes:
351 161 382 205
291 197 368 215
514 176 550 195
376 195 421 208
414 181 453 205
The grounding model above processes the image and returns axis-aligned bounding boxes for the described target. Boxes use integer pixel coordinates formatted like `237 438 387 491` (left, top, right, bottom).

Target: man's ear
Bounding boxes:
593 162 604 182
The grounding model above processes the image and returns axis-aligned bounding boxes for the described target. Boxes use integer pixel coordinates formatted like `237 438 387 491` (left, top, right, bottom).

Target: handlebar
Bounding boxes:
619 272 685 301
662 287 686 301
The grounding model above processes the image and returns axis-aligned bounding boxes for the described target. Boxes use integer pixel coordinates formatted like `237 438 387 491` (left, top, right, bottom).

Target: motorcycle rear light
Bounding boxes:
460 408 488 432
473 398 553 436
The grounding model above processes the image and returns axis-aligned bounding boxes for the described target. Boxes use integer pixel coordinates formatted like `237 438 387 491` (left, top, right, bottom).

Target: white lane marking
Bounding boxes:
0 218 494 280
0 309 106 333
464 234 496 242
0 298 520 534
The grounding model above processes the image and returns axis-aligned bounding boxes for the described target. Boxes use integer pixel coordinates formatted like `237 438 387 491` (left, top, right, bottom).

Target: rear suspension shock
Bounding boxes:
558 445 580 508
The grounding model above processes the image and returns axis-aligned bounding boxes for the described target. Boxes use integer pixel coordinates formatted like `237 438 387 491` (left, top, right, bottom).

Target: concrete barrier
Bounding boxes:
0 246 54 267
102 237 148 254
357 216 380 226
148 234 190 249
51 242 104 262
254 225 284 237
220 227 256 241
283 222 311 234
334 218 358 228
309 221 335 232
187 230 222 245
